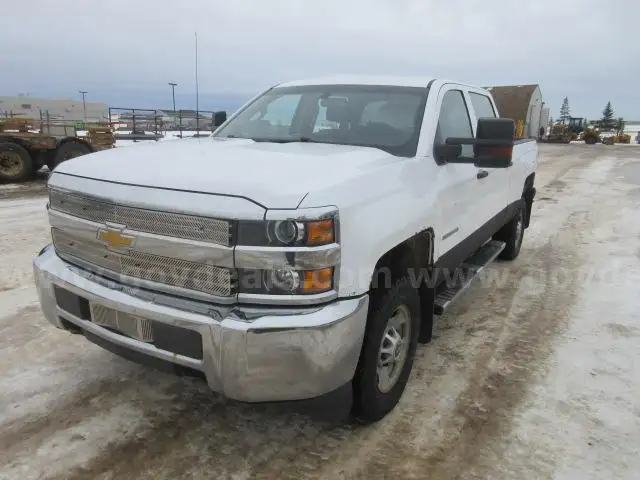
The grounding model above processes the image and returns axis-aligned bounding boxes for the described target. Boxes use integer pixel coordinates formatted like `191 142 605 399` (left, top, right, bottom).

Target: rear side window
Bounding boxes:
435 90 473 156
469 92 496 119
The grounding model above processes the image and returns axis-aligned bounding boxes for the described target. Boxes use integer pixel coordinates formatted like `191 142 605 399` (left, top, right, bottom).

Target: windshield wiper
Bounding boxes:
251 137 317 144
223 135 252 140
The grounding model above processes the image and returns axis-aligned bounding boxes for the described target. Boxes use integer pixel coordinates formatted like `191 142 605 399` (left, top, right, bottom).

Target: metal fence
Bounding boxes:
108 107 223 138
1 109 109 128
3 105 226 141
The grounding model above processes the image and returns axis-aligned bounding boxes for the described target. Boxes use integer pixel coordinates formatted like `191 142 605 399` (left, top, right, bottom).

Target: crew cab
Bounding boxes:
33 76 537 422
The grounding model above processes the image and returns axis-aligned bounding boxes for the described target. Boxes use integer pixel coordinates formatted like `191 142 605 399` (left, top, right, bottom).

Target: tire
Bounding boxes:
43 150 57 171
50 141 92 170
0 142 33 182
495 201 526 261
352 276 421 423
31 151 46 173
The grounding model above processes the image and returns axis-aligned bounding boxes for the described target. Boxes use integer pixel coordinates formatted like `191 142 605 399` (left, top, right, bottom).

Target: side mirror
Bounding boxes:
474 118 515 168
214 111 227 127
443 118 515 168
434 144 462 163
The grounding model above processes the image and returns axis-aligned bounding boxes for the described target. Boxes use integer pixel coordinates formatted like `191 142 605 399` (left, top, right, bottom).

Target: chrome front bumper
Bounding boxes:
33 245 368 402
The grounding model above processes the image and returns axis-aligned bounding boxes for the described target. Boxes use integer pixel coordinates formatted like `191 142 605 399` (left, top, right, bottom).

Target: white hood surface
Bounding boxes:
54 137 400 209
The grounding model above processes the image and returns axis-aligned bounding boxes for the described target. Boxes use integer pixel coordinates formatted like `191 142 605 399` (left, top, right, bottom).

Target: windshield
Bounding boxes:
214 85 428 157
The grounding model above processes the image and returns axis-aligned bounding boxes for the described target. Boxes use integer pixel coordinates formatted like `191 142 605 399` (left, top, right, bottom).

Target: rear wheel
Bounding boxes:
31 151 46 173
0 142 33 182
352 277 420 423
50 141 91 170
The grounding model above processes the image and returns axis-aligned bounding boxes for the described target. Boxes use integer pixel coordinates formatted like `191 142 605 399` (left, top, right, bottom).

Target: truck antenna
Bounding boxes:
195 31 200 134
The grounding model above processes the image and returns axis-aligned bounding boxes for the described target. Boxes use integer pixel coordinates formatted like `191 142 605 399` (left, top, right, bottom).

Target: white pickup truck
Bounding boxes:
33 76 537 422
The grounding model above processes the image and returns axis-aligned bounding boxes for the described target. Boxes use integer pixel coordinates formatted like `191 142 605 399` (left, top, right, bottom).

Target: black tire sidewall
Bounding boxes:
53 142 91 169
0 143 32 182
352 277 421 423
498 201 526 260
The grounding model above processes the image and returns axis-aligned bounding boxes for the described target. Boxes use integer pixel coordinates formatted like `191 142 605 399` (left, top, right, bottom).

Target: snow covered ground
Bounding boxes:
0 144 639 479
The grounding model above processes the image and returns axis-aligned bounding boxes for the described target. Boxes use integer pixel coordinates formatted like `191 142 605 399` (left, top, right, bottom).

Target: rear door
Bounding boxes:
466 89 510 221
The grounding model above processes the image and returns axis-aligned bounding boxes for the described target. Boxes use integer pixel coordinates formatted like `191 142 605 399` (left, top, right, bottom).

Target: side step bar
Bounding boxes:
434 240 506 315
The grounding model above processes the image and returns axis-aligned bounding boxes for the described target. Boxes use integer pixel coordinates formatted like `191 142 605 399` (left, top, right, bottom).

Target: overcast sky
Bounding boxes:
2 0 639 119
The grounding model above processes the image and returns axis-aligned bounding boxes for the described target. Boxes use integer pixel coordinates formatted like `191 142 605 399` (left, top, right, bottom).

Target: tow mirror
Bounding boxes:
442 118 515 168
473 118 515 168
214 111 227 127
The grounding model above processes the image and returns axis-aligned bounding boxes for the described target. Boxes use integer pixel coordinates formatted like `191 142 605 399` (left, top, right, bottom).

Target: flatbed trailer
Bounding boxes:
0 119 115 182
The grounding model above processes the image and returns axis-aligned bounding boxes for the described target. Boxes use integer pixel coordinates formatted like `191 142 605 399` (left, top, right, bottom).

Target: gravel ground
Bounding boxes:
1 144 639 479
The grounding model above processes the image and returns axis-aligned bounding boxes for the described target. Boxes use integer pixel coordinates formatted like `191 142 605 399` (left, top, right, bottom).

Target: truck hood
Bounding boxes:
55 137 401 209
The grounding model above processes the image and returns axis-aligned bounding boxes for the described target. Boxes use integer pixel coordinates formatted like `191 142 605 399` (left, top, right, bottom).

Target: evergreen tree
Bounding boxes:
559 97 570 122
615 117 626 136
600 102 615 130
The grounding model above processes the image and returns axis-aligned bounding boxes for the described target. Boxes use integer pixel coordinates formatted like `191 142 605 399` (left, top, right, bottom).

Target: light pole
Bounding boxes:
168 82 177 128
79 90 87 124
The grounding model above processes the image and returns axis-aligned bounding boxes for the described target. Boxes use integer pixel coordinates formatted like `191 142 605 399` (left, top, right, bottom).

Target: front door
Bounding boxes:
432 86 483 260
466 90 510 228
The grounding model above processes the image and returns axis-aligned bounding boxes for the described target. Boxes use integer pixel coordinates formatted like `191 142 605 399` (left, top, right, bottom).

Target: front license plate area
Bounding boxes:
90 303 153 343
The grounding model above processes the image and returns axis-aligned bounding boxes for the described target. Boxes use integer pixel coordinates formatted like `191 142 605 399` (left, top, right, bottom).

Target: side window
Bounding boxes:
435 90 473 157
469 92 497 119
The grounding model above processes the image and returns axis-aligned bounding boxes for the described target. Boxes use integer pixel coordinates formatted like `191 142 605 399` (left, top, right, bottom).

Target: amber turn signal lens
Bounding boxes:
306 219 334 246
302 267 334 294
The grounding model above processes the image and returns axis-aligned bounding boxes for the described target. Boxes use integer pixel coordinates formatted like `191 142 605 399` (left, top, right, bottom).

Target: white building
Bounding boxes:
624 121 640 143
485 84 545 138
0 95 108 123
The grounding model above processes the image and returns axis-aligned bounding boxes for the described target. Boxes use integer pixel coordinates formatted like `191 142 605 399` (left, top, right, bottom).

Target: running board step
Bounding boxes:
434 240 506 315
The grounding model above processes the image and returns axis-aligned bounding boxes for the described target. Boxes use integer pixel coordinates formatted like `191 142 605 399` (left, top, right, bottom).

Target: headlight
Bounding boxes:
264 267 300 292
268 220 304 245
237 217 336 247
235 209 339 301
238 267 334 295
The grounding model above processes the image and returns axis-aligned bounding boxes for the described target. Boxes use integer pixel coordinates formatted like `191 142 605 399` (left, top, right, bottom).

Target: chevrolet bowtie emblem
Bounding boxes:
97 227 135 250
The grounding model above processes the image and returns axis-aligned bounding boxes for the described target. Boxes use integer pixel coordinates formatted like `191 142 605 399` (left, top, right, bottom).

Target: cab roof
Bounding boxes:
276 75 438 89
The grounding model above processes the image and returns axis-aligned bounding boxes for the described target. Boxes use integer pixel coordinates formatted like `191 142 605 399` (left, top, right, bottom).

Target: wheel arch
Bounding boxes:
369 228 436 344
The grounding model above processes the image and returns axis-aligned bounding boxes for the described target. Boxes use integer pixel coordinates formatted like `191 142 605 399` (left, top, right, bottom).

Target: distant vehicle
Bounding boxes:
546 117 587 143
567 117 586 136
0 119 115 182
34 76 537 422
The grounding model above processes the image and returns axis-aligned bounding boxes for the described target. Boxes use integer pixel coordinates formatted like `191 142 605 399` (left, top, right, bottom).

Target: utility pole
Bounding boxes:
79 90 87 124
168 82 178 129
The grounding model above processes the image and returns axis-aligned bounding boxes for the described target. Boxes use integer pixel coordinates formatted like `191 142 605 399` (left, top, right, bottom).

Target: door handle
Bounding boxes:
477 170 489 179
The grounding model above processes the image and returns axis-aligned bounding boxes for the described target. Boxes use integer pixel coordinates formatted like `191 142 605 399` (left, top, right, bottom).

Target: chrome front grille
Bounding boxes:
52 228 233 297
49 189 231 246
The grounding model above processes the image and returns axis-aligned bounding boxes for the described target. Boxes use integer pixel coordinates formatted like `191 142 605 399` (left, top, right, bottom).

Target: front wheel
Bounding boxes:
352 277 420 423
495 202 526 261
